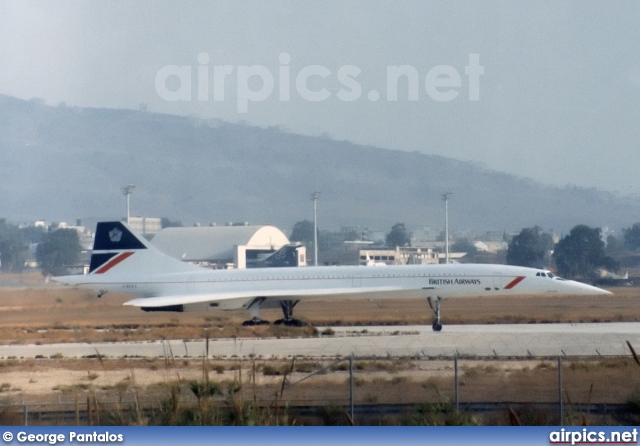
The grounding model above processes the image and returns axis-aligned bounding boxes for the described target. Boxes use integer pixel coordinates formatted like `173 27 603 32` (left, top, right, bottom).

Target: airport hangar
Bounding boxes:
149 225 460 269
150 224 306 269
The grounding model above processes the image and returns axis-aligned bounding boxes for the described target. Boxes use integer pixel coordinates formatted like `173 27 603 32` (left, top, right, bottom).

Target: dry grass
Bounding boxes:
2 274 639 424
0 274 635 344
2 356 639 410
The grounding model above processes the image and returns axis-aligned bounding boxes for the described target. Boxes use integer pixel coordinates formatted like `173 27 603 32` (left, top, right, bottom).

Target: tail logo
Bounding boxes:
109 228 123 243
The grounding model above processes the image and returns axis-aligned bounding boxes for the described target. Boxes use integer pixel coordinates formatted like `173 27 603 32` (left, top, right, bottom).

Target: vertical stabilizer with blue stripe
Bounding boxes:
89 221 201 275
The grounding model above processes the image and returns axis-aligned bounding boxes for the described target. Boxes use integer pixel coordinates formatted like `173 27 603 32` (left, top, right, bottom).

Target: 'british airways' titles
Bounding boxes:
429 278 482 285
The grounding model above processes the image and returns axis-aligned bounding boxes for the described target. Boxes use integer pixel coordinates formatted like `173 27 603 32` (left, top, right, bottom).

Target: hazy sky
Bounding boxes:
2 1 640 194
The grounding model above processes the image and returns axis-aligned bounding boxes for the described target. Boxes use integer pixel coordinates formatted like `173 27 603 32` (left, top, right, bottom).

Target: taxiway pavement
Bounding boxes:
0 322 638 359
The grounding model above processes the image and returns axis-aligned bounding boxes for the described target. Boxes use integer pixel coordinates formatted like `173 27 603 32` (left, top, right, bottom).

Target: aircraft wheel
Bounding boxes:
432 322 442 332
274 319 305 327
242 318 270 326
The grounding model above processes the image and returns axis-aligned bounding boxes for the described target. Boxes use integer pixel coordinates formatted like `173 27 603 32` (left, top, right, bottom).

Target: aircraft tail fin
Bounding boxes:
89 221 200 275
263 245 298 267
249 244 304 268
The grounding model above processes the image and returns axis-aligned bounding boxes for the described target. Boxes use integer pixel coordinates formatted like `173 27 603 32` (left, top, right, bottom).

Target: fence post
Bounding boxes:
349 354 354 423
558 356 563 426
454 356 459 411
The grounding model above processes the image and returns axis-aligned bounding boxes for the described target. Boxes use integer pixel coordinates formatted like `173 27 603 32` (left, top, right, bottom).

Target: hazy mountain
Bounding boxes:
1 94 639 233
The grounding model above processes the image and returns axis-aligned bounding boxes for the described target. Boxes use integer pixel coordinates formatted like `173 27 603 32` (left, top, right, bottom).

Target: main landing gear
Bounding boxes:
241 317 270 326
241 299 305 327
427 296 443 332
274 300 304 327
242 297 269 326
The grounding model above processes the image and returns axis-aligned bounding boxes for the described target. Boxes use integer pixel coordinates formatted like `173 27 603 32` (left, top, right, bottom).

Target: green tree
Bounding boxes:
554 225 617 278
507 226 554 268
605 234 624 255
386 223 411 248
451 238 478 256
289 220 316 245
623 223 640 251
0 219 28 272
19 225 46 244
289 220 324 261
36 228 82 275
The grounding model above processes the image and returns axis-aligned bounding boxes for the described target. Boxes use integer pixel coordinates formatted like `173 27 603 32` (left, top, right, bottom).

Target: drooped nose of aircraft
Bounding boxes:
563 279 612 295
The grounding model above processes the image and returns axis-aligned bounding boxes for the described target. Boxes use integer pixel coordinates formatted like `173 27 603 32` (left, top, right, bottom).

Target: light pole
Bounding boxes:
123 185 135 224
311 192 320 266
442 192 452 264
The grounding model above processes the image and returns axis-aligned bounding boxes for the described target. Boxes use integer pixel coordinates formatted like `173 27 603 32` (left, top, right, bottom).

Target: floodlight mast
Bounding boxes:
311 192 320 266
123 185 135 224
442 192 452 264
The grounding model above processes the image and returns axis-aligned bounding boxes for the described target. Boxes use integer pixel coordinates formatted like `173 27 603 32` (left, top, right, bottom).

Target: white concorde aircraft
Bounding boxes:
55 222 611 331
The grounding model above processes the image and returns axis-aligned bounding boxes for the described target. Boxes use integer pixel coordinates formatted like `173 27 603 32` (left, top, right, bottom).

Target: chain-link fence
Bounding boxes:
0 354 639 425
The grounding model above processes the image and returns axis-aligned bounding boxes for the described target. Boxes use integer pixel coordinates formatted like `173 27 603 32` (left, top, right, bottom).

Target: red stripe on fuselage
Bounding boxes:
504 275 526 289
94 251 134 274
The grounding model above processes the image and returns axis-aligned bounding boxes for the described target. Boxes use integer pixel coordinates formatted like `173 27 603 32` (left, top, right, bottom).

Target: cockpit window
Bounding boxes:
537 271 556 279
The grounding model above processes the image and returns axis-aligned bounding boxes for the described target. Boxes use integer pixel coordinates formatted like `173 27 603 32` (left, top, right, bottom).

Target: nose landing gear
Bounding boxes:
427 296 443 332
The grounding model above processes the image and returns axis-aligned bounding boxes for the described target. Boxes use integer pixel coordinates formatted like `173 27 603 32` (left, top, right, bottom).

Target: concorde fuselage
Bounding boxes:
61 262 609 311
55 221 611 326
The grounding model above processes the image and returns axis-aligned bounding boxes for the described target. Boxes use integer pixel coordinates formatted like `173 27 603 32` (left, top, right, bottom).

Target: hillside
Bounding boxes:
1 94 638 232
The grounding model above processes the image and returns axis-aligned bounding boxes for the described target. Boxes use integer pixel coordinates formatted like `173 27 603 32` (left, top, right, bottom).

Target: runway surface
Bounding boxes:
1 322 639 359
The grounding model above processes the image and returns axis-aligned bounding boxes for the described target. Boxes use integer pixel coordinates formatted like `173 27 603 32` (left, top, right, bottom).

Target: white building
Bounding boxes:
151 225 293 268
473 241 508 253
128 217 162 236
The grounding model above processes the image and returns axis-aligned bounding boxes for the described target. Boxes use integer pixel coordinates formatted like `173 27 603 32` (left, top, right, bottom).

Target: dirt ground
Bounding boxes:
0 273 639 407
2 356 639 409
0 274 637 342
